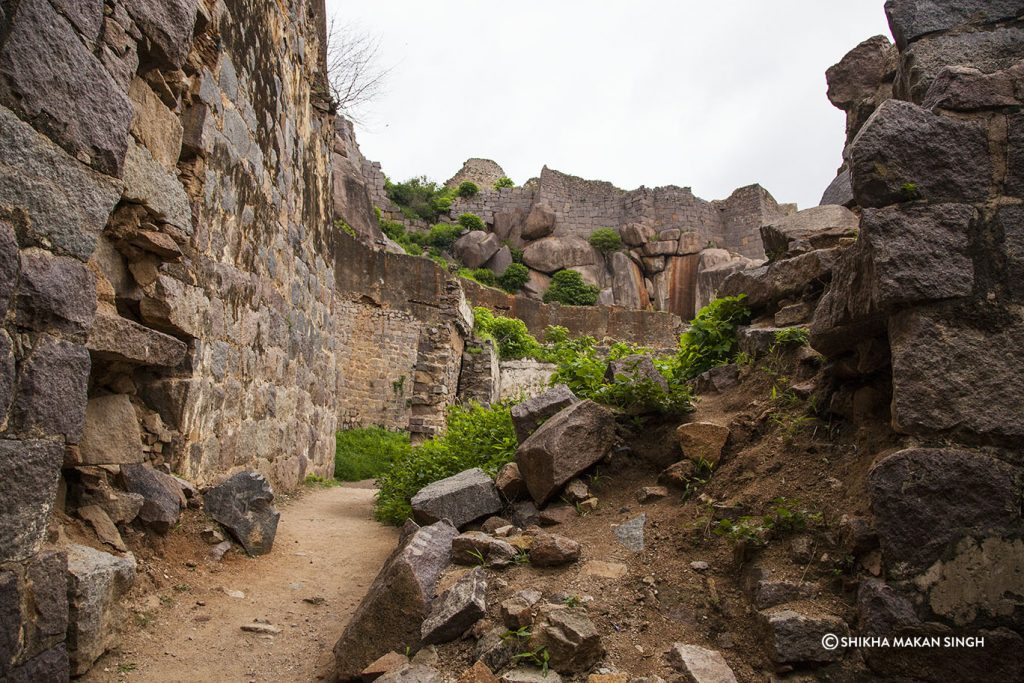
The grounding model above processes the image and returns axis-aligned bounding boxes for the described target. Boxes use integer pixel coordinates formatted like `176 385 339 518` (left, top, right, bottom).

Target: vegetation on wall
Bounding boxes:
588 227 622 253
497 263 530 293
473 307 544 361
456 181 480 198
384 175 456 223
543 270 600 306
458 212 485 231
494 176 515 189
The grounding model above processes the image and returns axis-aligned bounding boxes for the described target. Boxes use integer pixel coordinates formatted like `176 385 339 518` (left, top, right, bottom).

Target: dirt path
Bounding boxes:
81 484 398 683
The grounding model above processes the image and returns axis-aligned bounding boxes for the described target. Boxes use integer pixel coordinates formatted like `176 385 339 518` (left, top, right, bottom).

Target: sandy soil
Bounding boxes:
80 484 398 683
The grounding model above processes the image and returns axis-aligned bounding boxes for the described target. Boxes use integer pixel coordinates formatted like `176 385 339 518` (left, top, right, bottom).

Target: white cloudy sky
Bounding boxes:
324 1 891 209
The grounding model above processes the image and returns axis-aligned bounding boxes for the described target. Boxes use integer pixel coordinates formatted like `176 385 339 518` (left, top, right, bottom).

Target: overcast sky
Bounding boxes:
324 1 891 209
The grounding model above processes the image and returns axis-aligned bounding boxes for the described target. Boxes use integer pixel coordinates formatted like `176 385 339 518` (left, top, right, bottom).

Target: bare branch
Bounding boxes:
325 16 391 123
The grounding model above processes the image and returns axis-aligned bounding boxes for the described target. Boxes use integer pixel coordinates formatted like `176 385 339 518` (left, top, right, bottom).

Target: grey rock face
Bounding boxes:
0 0 133 176
14 249 96 336
761 608 848 664
819 168 854 207
869 448 1022 578
123 0 199 69
759 205 859 259
119 464 183 534
87 310 188 367
375 665 443 683
66 544 136 676
484 245 512 275
203 472 281 555
122 139 193 233
720 248 839 313
2 644 69 683
333 521 458 680
0 220 18 314
884 0 1024 50
666 643 738 683
850 100 990 208
923 64 1022 112
0 440 62 563
516 400 617 505
10 334 89 441
410 468 502 529
889 308 1024 440
510 384 578 445
76 394 145 466
614 514 646 552
826 35 897 108
453 231 501 269
0 105 122 261
420 567 486 645
532 609 603 673
522 236 594 273
521 205 556 240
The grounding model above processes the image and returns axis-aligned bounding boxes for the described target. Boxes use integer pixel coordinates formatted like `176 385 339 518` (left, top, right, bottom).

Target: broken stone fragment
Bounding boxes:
500 588 542 630
75 394 146 466
494 463 527 502
528 532 581 567
375 665 443 683
658 460 695 489
456 661 499 683
613 514 646 552
760 608 848 665
665 643 738 683
87 309 188 367
119 463 183 534
420 567 487 645
500 669 563 683
360 652 409 682
66 544 136 676
202 471 280 556
77 504 127 552
636 486 668 503
531 608 603 673
509 384 578 445
410 468 503 529
676 422 730 466
451 532 516 566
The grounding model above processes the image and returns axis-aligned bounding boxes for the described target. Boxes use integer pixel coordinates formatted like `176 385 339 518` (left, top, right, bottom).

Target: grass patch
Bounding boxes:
334 427 412 482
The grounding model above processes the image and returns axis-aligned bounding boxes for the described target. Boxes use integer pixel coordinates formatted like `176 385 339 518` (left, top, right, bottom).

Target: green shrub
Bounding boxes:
474 307 544 360
494 176 515 190
458 213 485 231
459 268 498 287
378 215 424 256
334 219 357 239
425 223 463 251
497 263 530 292
588 227 622 253
509 245 525 264
384 176 455 223
375 402 518 524
676 295 752 379
770 327 809 352
457 181 480 198
543 270 600 306
334 427 412 482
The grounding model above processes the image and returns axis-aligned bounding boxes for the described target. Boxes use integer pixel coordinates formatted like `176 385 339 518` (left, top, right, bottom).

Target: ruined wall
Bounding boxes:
712 185 792 259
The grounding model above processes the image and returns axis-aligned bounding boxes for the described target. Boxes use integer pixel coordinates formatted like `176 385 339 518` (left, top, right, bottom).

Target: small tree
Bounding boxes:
498 263 530 293
543 270 600 306
494 176 515 190
589 227 622 253
326 17 391 121
458 213 485 231
457 181 480 198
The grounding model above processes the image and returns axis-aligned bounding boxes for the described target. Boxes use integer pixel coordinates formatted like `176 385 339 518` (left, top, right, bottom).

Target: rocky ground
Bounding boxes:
73 483 397 682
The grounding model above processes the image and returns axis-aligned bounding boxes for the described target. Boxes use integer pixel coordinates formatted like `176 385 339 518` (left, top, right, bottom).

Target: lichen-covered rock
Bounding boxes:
666 643 738 683
203 472 280 555
516 400 616 505
119 463 183 534
411 468 503 529
420 567 487 645
760 608 848 665
334 521 459 680
0 440 63 563
66 544 135 676
510 384 578 445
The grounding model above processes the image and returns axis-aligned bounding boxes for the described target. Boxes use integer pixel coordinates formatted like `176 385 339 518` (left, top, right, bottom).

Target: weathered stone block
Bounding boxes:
333 521 458 680
849 100 991 207
760 608 848 664
453 231 500 270
14 249 96 336
676 421 730 465
0 219 18 313
819 168 854 207
532 609 603 673
122 139 192 233
119 463 183 533
451 532 516 566
25 550 69 656
605 354 668 392
510 384 579 445
0 330 14 419
1 570 20 673
826 35 896 108
666 643 738 683
522 236 594 273
516 400 617 505
66 544 135 676
420 567 487 645
410 468 502 529
124 0 198 69
87 309 188 367
0 441 63 564
203 471 280 555
0 105 122 261
11 335 90 440
76 394 144 466
2 644 69 683
720 248 838 312
760 205 859 258
0 0 133 176
885 0 1024 50
128 76 183 171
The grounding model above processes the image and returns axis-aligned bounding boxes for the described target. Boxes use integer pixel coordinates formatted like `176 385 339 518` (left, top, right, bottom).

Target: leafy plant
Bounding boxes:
543 270 600 306
502 626 532 641
498 263 530 293
458 212 486 231
375 401 518 524
423 223 463 251
457 181 480 198
713 497 821 547
459 267 498 287
513 647 551 675
334 218 357 239
384 175 456 223
334 427 412 482
563 595 582 608
466 548 487 566
508 245 525 264
770 327 809 352
474 307 545 361
513 549 530 565
588 227 622 253
494 176 515 190
676 295 752 379
900 182 921 201
305 473 341 488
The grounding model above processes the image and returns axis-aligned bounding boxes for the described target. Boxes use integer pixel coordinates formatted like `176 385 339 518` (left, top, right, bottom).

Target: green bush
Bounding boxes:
509 245 525 264
675 295 752 379
378 214 424 256
543 270 600 306
424 223 463 251
457 181 480 198
375 402 518 524
474 307 544 360
384 176 456 223
334 427 412 482
458 213 486 231
588 227 622 253
770 327 809 352
459 268 498 287
497 263 530 292
494 176 515 190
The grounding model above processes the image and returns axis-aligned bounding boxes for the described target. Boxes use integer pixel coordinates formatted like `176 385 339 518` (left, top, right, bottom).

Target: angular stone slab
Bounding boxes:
119 464 183 534
66 544 135 676
203 472 280 556
0 439 63 563
510 384 578 445
420 567 487 645
410 468 502 529
87 310 188 367
666 643 738 683
760 608 848 665
76 394 145 466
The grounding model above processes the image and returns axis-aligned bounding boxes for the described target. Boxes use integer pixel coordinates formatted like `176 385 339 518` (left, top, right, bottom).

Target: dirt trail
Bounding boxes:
81 484 398 683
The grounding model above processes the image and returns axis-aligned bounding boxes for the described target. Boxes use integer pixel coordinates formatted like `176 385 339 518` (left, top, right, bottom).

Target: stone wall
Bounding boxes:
498 360 558 402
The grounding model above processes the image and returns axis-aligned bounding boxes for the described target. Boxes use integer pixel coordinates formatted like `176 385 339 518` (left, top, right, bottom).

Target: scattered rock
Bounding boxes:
516 400 617 505
223 587 244 599
500 668 562 683
676 422 730 465
538 506 575 526
582 561 628 580
411 468 503 529
451 532 516 566
203 471 280 556
119 463 183 533
376 665 443 683
636 486 668 503
508 500 540 529
201 527 225 544
500 589 542 629
510 384 578 445
760 608 849 665
333 521 459 679
481 516 513 534
76 505 126 552
694 364 740 397
209 541 233 562
532 609 603 673
529 533 581 567
66 544 136 676
562 479 591 504
753 580 817 609
457 661 499 683
690 561 710 572
613 514 646 552
665 643 738 683
604 354 669 395
241 622 281 635
361 652 410 682
494 463 527 502
475 626 518 672
421 567 487 645
658 460 695 489
411 646 439 666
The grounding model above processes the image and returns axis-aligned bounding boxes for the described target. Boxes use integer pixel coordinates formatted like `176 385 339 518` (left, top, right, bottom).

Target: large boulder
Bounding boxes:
522 236 594 274
521 205 556 240
720 248 839 313
826 35 897 143
453 231 501 270
509 384 578 445
529 532 581 567
9 335 90 440
202 472 280 556
119 464 183 533
884 0 1023 50
410 468 502 529
333 521 459 680
760 205 859 259
75 394 145 466
420 567 487 645
484 245 513 276
123 0 199 69
516 400 617 505
609 251 648 310
0 439 63 563
694 249 761 312
66 544 135 676
849 100 991 207
451 532 517 566
676 422 730 465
